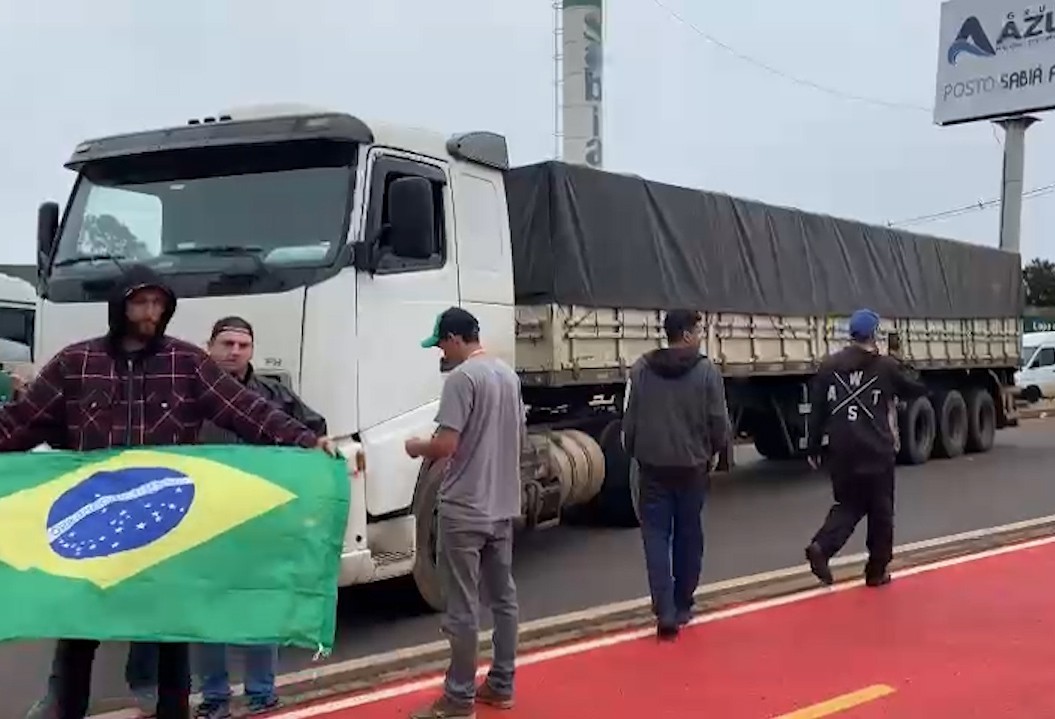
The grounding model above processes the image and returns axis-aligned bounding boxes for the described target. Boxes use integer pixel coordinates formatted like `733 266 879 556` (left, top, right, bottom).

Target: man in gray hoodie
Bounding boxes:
622 309 731 640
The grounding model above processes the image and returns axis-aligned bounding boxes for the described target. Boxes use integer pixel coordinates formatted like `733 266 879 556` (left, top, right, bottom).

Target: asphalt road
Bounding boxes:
6 421 1055 716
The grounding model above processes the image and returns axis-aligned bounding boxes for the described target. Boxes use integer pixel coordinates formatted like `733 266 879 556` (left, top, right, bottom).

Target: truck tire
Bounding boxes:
965 388 996 454
411 459 446 612
752 425 794 460
932 390 968 459
898 395 936 465
593 420 639 528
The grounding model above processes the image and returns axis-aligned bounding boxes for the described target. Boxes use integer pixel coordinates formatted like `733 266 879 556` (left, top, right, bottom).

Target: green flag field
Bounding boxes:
0 445 349 651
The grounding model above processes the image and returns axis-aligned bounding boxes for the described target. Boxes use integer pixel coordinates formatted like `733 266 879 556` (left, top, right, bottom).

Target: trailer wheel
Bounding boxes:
752 425 794 460
932 390 968 459
411 459 446 612
593 420 639 528
965 388 996 454
898 395 936 465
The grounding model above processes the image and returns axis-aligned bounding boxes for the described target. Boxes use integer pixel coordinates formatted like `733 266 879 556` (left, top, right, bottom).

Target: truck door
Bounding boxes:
450 167 515 367
355 150 459 517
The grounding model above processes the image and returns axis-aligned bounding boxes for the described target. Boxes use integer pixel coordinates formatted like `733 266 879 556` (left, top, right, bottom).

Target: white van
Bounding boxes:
1016 330 1055 402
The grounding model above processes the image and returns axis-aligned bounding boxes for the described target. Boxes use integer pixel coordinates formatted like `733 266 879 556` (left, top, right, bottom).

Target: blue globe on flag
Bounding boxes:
46 467 196 560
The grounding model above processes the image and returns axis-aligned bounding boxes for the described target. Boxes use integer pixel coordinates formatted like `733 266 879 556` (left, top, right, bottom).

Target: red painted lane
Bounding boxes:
301 540 1055 718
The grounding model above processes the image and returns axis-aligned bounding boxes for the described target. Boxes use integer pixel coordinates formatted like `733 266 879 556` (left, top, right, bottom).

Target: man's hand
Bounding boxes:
405 437 428 459
9 373 26 397
807 455 821 471
315 436 339 458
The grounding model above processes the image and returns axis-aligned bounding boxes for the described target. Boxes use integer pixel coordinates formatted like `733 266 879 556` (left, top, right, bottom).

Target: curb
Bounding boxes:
88 515 1055 717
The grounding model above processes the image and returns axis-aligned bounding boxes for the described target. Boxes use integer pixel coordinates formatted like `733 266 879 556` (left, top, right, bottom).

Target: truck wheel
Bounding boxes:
898 395 936 465
965 388 996 453
752 425 793 460
411 459 446 612
629 458 642 525
1022 385 1042 404
593 420 639 528
932 390 968 459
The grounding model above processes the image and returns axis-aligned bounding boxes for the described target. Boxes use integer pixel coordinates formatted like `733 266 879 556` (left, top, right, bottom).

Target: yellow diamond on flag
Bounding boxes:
0 449 297 589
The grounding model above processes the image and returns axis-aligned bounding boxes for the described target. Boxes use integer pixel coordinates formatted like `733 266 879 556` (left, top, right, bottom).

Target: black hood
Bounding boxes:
106 264 177 349
644 346 704 379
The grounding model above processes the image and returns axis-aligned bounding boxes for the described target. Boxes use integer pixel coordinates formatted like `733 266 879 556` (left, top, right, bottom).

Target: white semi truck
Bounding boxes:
32 105 1021 609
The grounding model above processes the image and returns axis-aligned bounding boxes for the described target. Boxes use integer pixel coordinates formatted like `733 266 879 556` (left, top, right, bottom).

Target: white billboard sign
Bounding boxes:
562 0 603 167
935 0 1055 125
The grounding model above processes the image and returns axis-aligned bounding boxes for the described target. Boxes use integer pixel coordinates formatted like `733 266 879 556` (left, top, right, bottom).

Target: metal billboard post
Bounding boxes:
995 115 1038 253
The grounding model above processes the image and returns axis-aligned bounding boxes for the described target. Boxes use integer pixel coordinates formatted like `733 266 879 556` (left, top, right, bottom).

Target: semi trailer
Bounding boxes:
31 105 1022 609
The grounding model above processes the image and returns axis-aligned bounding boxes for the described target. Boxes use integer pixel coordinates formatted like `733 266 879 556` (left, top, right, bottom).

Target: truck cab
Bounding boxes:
34 105 520 603
0 273 36 371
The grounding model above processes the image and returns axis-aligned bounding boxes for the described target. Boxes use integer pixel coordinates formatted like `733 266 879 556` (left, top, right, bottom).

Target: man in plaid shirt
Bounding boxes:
1 264 335 719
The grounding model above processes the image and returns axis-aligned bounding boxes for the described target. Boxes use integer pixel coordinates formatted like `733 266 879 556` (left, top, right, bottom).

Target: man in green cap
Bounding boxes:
405 307 524 719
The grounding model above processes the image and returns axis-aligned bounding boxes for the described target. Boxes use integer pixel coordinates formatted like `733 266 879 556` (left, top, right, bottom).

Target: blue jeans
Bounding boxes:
196 644 278 704
637 466 710 627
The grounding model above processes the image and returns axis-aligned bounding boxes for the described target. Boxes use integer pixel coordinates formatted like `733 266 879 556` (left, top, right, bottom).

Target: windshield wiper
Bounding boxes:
53 253 127 268
166 245 265 257
166 245 268 277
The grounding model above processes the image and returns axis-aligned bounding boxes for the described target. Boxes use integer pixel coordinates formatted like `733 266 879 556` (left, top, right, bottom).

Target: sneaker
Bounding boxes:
865 572 892 588
194 702 232 719
657 623 680 641
246 696 281 715
24 697 55 719
675 608 693 627
131 688 157 718
408 695 476 719
805 542 834 586
476 682 514 710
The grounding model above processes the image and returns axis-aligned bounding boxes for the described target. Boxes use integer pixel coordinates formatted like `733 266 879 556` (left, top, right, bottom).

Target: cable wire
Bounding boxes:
648 0 932 113
887 184 1055 228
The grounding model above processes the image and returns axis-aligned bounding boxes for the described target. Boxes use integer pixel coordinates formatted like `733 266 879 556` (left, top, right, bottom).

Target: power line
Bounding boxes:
887 184 1055 228
648 0 932 113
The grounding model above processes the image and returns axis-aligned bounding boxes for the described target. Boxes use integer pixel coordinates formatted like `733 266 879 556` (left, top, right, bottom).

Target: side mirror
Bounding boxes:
36 201 60 275
388 177 436 260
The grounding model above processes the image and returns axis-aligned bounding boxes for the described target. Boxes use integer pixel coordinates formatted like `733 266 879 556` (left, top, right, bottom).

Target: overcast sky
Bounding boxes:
1 0 1052 264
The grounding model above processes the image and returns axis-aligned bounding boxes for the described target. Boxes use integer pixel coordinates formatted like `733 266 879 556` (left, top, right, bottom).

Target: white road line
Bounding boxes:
90 514 1055 719
262 530 1055 718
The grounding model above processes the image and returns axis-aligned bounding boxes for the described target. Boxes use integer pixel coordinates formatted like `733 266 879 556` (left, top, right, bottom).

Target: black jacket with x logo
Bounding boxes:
806 345 927 473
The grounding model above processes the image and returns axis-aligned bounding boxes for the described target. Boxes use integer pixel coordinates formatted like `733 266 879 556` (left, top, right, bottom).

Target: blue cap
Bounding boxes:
849 309 880 341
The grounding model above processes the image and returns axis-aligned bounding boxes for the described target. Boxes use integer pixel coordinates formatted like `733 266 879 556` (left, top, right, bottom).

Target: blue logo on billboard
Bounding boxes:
946 10 1055 65
948 16 996 65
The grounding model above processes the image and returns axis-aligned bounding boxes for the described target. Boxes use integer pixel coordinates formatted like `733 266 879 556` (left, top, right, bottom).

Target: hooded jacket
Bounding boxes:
805 344 928 473
622 346 731 472
199 363 328 444
0 264 318 452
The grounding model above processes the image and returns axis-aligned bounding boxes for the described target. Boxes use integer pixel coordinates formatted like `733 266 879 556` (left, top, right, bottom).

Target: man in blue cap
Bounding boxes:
803 309 927 588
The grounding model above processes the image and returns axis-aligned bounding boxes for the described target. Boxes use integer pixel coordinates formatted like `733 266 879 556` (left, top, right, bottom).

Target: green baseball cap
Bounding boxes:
421 307 480 348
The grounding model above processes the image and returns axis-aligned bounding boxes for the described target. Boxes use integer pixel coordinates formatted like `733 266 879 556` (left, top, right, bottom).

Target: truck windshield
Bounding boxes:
50 141 355 276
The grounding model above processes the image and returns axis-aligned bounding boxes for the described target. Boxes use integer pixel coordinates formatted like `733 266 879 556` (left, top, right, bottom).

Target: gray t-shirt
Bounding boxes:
434 354 524 526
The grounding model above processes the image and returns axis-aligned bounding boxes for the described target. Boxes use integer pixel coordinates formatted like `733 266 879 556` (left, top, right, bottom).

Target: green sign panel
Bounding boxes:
1024 316 1055 333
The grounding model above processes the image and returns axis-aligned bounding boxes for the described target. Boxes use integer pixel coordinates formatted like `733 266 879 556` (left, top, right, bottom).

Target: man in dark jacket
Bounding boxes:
0 265 334 719
804 309 927 589
622 309 731 640
195 316 327 718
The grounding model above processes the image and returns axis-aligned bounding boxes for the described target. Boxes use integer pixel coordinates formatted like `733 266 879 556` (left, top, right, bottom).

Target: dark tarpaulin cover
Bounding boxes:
507 161 1023 319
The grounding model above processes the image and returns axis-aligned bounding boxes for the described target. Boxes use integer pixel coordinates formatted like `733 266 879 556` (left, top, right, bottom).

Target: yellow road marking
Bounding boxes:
772 684 896 718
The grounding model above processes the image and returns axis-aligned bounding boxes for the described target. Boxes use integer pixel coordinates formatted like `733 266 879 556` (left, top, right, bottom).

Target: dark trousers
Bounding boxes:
811 464 896 578
54 639 188 719
637 466 710 627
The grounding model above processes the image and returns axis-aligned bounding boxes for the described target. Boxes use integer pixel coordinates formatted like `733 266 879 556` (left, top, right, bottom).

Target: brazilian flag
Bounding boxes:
0 445 348 651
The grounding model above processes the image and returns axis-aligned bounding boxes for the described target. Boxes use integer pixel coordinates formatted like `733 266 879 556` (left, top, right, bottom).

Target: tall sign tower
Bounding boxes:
560 0 604 168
